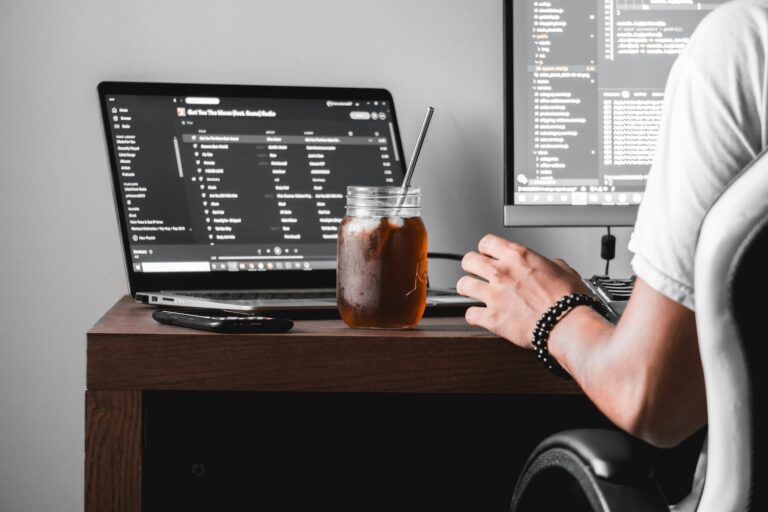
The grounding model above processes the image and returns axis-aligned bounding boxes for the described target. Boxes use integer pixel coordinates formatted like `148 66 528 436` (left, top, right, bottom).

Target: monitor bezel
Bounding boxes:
98 81 407 295
502 0 638 227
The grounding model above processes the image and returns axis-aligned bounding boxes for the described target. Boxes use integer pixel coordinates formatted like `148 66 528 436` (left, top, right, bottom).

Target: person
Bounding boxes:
457 0 768 449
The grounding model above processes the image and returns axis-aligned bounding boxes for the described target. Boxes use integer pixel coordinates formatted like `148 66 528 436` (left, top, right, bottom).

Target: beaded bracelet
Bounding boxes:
532 293 611 379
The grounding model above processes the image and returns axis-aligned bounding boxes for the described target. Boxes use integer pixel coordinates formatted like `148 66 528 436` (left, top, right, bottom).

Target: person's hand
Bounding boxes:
456 234 589 348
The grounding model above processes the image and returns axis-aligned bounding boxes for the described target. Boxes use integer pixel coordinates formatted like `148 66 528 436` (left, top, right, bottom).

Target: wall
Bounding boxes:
0 0 632 509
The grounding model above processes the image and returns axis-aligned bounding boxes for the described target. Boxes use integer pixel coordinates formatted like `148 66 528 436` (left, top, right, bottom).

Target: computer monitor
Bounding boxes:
504 0 727 227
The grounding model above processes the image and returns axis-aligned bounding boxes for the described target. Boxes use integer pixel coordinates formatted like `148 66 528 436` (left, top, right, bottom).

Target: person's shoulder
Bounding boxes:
690 0 768 53
703 0 768 27
679 0 768 80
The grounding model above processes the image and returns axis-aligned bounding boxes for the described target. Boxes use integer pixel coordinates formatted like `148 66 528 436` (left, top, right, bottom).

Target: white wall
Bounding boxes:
0 0 632 509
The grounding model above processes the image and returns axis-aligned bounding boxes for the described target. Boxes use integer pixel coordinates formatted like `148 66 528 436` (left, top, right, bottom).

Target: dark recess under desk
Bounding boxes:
141 391 612 512
141 392 705 512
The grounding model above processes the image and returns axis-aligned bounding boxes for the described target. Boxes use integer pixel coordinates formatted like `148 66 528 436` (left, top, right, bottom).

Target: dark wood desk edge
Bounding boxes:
87 296 580 394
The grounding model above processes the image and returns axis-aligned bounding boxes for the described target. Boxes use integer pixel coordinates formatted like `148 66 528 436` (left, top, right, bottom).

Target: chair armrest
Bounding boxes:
531 429 654 483
511 429 668 512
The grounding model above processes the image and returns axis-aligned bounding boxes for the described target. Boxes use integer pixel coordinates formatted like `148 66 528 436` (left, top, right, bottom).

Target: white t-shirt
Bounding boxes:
629 0 768 310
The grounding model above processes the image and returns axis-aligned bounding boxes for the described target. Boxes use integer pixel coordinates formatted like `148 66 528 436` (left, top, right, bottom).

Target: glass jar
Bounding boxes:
337 186 428 329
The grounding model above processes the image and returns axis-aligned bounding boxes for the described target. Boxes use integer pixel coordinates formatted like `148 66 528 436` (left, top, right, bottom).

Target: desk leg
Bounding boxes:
85 390 142 512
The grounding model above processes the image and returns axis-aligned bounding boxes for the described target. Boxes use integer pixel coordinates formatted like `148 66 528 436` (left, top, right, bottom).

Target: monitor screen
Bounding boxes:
504 0 728 226
99 83 405 285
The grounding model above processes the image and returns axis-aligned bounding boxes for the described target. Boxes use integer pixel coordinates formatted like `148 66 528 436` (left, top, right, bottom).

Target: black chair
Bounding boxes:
510 149 768 512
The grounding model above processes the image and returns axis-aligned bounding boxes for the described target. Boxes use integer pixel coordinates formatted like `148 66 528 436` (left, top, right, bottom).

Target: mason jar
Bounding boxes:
337 186 428 329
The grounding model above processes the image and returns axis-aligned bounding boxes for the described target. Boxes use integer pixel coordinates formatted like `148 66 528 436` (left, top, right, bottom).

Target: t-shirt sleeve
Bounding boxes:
628 0 768 310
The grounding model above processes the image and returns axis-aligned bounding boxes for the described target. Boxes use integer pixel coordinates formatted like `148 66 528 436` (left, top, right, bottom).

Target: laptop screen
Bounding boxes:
99 82 406 293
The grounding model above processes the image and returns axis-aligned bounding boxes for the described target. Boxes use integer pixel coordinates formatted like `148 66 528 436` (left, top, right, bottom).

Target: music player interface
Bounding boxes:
106 94 400 272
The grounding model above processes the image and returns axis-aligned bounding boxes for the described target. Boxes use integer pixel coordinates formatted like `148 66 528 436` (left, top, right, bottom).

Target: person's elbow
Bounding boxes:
613 370 705 448
621 403 691 449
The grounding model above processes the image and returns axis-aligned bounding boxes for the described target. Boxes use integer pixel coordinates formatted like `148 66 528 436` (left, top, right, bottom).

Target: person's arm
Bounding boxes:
457 234 706 448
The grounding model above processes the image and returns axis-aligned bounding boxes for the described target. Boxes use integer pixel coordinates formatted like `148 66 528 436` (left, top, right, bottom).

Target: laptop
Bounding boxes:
98 81 478 313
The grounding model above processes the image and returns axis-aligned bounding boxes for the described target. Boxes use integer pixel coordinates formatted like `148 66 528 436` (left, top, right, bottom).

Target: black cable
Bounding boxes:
605 225 610 275
427 252 464 261
601 226 615 277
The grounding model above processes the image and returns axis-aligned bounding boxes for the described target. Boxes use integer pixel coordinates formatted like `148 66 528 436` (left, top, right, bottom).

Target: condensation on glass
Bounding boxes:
337 186 428 329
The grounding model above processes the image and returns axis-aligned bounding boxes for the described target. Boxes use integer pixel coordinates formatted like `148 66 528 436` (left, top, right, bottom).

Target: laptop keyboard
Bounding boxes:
184 291 337 301
182 288 464 301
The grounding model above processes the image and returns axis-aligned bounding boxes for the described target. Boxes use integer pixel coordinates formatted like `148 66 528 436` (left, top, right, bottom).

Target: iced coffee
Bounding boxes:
337 187 427 329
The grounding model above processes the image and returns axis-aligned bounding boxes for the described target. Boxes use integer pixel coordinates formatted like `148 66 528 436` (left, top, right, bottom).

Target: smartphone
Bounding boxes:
152 309 293 333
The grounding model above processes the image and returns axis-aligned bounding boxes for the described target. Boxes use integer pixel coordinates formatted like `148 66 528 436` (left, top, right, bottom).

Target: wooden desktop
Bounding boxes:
85 296 580 511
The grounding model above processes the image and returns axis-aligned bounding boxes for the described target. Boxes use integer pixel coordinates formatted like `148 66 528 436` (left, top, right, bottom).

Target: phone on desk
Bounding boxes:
152 309 294 333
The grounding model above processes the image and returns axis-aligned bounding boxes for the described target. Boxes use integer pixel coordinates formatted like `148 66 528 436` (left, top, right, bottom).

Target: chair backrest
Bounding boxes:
694 149 768 511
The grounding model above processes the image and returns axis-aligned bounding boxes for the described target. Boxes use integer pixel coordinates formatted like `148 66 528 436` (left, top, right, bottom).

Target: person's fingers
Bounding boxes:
464 306 488 327
461 251 498 282
456 275 490 304
477 234 543 265
477 234 517 258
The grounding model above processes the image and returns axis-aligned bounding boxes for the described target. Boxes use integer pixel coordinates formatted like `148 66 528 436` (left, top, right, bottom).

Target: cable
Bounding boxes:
427 252 464 262
604 226 611 276
601 226 615 277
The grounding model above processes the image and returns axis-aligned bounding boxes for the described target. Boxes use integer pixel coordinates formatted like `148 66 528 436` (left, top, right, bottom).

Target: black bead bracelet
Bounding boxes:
532 293 611 379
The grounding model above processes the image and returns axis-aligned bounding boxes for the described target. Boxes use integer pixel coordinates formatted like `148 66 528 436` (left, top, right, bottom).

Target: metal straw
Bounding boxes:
397 106 434 208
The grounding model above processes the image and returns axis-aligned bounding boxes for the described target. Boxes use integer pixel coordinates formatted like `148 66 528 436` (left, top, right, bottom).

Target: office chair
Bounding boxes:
509 148 768 512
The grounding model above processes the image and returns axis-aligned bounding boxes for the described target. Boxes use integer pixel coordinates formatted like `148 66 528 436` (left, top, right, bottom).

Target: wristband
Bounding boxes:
532 293 610 379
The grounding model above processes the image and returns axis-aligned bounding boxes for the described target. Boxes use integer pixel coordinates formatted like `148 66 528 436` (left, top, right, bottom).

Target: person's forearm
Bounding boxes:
547 308 646 435
456 236 706 446
546 305 705 447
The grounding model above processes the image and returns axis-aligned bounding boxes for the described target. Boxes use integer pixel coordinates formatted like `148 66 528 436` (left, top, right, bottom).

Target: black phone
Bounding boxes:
152 309 293 333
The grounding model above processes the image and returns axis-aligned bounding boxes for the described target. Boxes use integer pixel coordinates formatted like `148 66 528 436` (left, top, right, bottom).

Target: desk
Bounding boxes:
85 296 579 512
